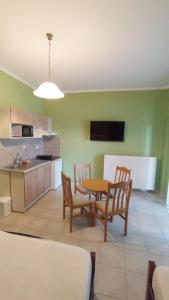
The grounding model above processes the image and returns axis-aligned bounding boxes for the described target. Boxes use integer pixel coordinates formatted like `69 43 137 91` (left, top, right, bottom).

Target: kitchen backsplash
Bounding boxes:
0 136 60 167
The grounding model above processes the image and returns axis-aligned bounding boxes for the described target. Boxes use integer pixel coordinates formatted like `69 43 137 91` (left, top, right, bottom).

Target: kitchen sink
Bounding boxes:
5 159 47 171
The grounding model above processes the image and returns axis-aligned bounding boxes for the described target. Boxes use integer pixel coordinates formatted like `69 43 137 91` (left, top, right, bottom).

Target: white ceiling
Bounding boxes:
0 0 169 93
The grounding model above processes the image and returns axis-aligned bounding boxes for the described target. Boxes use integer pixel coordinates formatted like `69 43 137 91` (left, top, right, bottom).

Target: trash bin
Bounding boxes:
0 196 11 217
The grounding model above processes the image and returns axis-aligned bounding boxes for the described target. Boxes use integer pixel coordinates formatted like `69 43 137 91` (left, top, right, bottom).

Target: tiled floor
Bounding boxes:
0 189 169 300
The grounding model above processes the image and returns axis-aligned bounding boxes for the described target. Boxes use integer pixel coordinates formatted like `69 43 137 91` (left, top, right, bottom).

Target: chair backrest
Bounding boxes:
61 171 73 208
105 180 132 215
114 166 131 184
74 163 91 186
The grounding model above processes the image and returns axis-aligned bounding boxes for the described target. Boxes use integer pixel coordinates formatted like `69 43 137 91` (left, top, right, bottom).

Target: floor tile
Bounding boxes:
26 207 57 220
145 237 169 256
94 293 119 299
126 270 146 300
58 235 80 246
43 219 66 235
3 188 168 300
140 223 164 239
25 217 50 232
123 234 147 252
99 243 125 269
124 249 149 275
80 226 105 242
8 214 33 227
95 264 127 300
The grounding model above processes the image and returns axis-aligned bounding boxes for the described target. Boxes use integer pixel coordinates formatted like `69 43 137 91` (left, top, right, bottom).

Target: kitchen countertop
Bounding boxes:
0 159 51 174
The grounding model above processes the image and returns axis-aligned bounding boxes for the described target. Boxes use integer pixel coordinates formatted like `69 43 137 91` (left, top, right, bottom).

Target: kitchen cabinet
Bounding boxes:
11 107 51 129
11 163 51 212
0 106 53 138
38 115 48 131
0 107 11 138
10 107 34 125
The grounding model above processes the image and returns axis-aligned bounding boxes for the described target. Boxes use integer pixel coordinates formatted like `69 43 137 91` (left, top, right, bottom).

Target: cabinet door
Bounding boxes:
25 163 51 208
0 107 11 138
24 111 33 125
39 116 49 131
11 107 33 125
43 163 52 190
33 112 41 128
24 171 37 207
11 107 24 124
11 172 25 212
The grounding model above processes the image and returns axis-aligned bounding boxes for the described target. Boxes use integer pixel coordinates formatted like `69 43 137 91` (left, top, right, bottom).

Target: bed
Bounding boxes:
145 260 169 300
0 231 95 300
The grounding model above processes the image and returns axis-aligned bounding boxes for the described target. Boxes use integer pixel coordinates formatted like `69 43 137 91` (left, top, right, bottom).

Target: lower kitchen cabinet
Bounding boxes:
11 163 51 212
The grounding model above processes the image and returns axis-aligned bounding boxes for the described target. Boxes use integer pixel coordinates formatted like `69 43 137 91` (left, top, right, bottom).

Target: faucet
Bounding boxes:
15 152 22 165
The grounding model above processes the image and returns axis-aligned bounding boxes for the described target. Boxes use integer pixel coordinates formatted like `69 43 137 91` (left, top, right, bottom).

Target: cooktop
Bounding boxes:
36 155 61 161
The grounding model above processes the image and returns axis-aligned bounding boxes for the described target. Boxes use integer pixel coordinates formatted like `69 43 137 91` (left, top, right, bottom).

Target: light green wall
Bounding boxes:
0 71 43 113
44 90 167 194
158 90 169 196
1 70 168 197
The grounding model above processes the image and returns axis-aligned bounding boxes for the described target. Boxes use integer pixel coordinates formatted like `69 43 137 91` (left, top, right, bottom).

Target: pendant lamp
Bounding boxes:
33 33 64 100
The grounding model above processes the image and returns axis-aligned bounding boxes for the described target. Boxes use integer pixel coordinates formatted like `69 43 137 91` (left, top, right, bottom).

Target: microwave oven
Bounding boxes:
11 124 33 137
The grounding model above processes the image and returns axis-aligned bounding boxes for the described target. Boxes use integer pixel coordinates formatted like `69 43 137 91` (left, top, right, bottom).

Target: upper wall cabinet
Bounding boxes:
0 107 11 138
11 107 33 125
0 106 52 138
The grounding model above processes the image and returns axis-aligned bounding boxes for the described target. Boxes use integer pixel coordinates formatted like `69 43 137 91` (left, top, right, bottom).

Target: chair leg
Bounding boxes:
93 207 97 227
70 209 73 233
89 205 93 226
63 203 65 219
124 213 128 236
104 220 107 242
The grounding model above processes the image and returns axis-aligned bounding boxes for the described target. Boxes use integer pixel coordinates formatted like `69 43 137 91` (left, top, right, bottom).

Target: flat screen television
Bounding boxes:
90 121 125 141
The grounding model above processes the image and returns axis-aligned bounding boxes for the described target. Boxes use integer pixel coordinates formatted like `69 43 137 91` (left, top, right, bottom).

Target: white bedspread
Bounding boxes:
0 231 92 300
152 266 169 300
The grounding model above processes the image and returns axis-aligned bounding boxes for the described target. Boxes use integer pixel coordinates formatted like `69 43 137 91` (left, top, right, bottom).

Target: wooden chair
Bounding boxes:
61 171 94 232
109 165 131 200
114 165 131 183
101 165 131 200
74 163 92 198
94 179 132 242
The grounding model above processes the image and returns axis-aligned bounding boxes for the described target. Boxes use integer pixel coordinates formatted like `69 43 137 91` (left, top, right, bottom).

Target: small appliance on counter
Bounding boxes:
36 154 62 190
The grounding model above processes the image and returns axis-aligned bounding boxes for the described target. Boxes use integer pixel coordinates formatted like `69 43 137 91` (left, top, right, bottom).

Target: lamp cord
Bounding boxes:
48 38 51 82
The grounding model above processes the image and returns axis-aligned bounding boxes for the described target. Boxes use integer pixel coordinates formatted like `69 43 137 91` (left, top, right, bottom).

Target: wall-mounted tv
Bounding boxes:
90 121 125 142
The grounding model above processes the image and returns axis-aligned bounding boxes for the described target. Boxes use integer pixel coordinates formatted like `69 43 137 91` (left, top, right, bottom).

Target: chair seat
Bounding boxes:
73 194 94 208
95 199 126 216
76 184 90 195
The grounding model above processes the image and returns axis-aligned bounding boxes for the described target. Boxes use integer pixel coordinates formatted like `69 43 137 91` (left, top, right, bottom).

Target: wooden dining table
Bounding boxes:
82 178 110 201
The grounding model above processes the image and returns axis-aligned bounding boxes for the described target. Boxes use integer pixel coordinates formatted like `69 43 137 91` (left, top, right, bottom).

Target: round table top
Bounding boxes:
82 178 109 193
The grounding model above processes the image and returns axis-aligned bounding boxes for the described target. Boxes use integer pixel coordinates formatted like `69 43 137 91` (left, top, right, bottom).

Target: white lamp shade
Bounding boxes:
33 82 64 99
